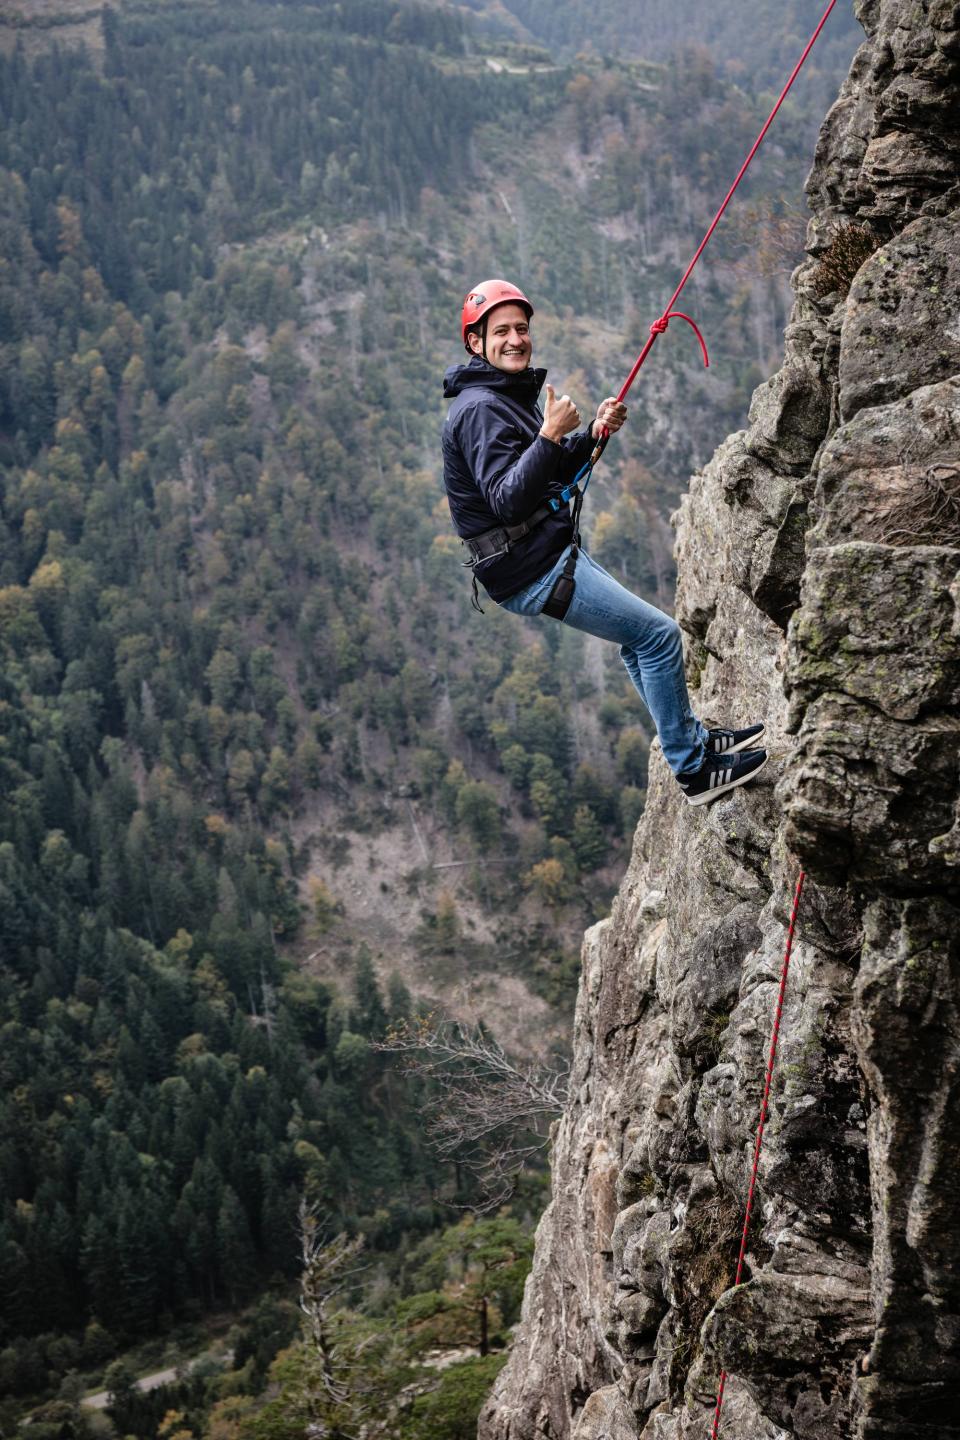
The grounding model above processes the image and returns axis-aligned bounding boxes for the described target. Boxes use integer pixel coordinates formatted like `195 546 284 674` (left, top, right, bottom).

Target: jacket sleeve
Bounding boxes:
454 399 568 524
561 427 596 466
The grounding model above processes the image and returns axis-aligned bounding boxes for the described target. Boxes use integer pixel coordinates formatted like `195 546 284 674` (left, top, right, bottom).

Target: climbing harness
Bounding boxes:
463 0 839 618
710 870 806 1439
461 467 586 619
462 500 560 613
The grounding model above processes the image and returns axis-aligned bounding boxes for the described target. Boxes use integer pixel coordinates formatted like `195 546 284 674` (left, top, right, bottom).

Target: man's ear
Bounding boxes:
466 328 483 355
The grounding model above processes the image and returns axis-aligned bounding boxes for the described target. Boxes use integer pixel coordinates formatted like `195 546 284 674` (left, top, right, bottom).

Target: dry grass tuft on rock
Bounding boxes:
686 1194 741 1306
667 1193 741 1393
811 223 883 298
861 464 960 546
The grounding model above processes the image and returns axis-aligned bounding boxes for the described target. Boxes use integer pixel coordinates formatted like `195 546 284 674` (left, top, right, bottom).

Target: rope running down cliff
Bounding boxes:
710 871 807 1439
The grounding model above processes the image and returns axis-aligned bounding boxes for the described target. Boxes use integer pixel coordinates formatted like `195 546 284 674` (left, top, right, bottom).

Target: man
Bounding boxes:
441 278 767 806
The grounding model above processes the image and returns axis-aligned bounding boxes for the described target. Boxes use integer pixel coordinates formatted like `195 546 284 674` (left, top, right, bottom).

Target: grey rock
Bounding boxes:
482 6 960 1440
849 897 960 1438
856 131 958 220
703 1262 873 1437
670 905 760 1069
572 1385 637 1440
786 543 960 724
746 355 832 475
838 213 960 420
781 692 960 890
807 376 960 549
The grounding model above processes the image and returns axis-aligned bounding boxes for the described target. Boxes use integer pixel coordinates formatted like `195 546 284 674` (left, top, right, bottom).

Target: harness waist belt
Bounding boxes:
461 502 555 568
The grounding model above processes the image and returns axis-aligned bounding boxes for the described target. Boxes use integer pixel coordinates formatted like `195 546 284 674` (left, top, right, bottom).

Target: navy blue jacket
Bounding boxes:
441 357 595 602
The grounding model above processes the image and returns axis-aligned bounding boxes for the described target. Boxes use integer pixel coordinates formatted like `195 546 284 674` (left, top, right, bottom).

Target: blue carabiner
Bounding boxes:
547 458 594 513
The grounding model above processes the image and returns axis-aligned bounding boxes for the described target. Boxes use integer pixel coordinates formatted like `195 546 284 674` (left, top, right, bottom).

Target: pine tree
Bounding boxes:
216 1186 258 1304
571 805 606 872
353 948 387 1040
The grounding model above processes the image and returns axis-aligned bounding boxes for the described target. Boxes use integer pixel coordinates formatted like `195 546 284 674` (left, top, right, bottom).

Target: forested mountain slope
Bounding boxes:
0 0 862 1423
462 0 862 104
0 1 107 62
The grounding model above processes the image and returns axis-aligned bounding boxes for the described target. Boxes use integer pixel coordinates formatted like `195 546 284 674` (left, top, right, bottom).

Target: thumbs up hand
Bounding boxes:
540 383 581 444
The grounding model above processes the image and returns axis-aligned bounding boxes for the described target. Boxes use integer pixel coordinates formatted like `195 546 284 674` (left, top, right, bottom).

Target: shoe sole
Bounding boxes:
709 723 766 757
684 751 769 806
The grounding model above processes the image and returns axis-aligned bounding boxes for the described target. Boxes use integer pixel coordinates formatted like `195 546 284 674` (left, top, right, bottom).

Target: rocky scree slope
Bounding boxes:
479 3 960 1439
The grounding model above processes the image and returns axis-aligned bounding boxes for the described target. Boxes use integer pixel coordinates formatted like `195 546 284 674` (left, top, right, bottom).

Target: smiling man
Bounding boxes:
441 278 767 806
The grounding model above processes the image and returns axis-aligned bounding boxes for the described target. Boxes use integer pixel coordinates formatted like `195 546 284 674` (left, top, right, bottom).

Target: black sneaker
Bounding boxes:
706 723 766 756
677 749 768 806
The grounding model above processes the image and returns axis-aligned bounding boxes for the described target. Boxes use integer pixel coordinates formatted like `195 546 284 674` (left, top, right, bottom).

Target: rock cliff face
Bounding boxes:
479 4 960 1438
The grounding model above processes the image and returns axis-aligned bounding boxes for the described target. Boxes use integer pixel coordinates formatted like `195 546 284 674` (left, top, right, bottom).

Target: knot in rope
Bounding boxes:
579 0 836 501
649 310 710 368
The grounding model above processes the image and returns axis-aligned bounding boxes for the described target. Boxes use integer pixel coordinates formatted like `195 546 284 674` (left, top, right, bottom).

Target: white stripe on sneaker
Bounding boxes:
708 724 767 756
684 752 768 806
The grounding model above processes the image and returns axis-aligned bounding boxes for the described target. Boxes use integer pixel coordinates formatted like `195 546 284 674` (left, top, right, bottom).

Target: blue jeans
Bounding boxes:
500 545 707 776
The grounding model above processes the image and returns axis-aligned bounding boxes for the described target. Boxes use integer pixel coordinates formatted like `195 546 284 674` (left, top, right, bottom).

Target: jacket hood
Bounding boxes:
443 355 547 401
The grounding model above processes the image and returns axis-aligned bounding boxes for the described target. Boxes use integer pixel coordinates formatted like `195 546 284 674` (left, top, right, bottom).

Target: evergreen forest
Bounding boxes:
0 2 861 1436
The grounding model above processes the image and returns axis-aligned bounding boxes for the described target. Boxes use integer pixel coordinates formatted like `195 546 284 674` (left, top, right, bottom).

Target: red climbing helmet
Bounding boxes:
461 279 533 349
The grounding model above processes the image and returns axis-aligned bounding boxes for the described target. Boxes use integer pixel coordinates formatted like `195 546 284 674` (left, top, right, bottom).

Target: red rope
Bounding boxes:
709 870 806 1439
600 0 839 425
650 311 710 367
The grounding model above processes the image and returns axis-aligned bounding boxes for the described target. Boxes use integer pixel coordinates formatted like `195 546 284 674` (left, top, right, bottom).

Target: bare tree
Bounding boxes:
376 1016 570 1210
292 1204 369 1438
724 198 809 277
280 1206 420 1440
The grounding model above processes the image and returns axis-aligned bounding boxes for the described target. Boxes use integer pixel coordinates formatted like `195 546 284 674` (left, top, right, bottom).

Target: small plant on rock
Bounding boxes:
810 223 882 298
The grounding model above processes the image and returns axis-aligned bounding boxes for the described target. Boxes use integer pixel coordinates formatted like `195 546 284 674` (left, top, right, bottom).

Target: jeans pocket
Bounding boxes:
502 548 572 616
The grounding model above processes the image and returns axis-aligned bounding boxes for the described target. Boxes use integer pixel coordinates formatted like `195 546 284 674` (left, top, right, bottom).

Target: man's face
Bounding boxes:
468 303 532 372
